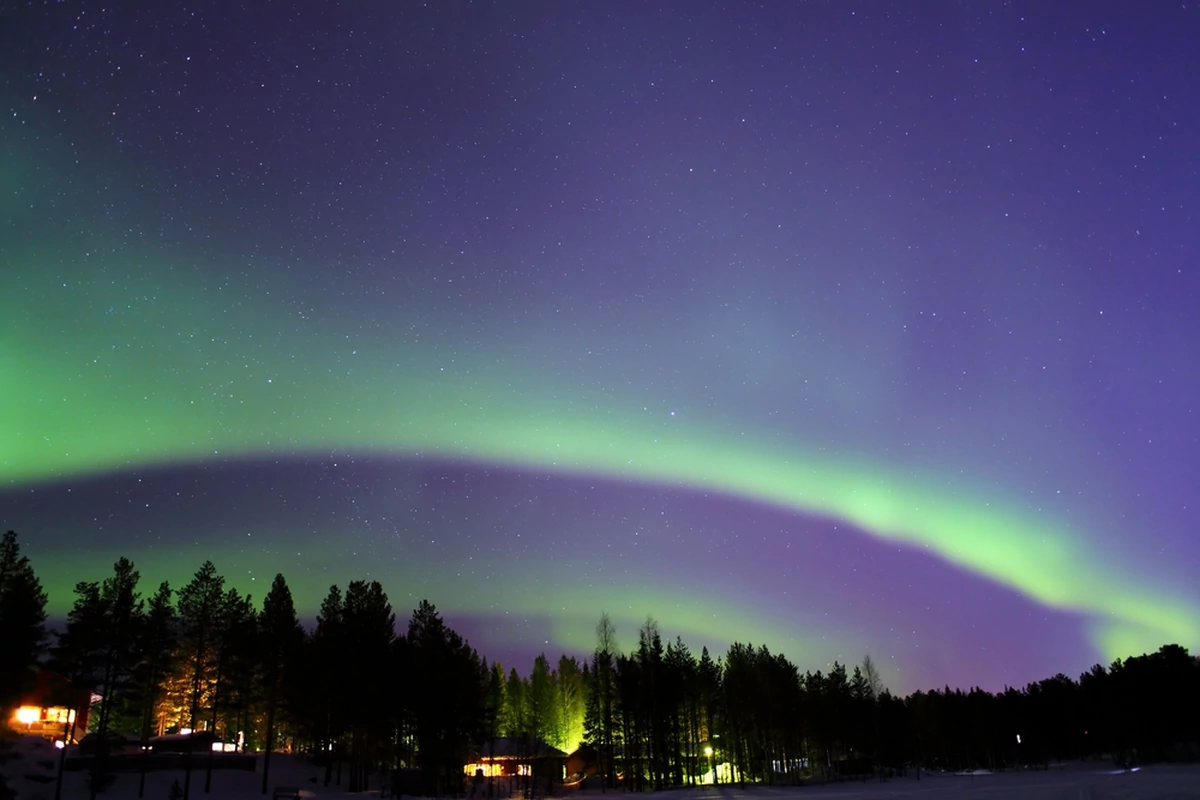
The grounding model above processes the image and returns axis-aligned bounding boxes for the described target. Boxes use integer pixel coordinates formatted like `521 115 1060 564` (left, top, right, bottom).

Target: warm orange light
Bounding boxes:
463 763 505 777
45 707 75 724
15 706 40 725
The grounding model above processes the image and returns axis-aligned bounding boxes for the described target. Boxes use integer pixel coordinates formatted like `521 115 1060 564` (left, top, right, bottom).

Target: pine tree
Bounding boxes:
203 587 256 792
405 600 488 796
696 647 722 783
176 561 225 732
663 638 696 786
138 581 177 738
505 668 527 739
313 584 345 787
51 557 145 800
259 574 304 795
528 654 556 748
97 559 145 736
341 580 395 792
482 661 507 797
174 561 225 800
0 530 48 710
583 613 618 791
136 581 176 799
555 655 587 754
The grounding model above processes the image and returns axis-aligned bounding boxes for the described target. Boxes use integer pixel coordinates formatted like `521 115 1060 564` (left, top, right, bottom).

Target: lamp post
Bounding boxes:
704 746 714 784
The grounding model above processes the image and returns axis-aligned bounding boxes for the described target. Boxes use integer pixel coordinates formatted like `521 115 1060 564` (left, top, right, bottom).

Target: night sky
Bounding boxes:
2 1 1198 694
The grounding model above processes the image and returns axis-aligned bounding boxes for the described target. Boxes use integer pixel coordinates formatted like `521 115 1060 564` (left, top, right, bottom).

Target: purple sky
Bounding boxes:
2 1 1197 693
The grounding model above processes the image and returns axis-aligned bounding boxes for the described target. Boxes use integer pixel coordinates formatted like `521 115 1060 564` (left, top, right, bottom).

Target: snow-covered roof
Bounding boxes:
472 737 567 760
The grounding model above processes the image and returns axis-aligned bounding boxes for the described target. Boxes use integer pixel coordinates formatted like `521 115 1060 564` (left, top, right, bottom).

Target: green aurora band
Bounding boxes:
2 243 1197 665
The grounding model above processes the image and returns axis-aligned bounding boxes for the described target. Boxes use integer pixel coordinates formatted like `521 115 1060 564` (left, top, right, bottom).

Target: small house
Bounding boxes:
466 737 567 780
5 672 90 744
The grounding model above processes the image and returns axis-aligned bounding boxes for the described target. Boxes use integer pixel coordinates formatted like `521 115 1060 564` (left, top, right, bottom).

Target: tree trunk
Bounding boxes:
184 627 206 800
261 699 276 795
138 664 158 799
53 706 79 800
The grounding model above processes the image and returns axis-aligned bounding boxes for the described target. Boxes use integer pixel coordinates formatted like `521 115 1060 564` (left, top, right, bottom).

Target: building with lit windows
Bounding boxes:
464 737 567 780
4 672 91 745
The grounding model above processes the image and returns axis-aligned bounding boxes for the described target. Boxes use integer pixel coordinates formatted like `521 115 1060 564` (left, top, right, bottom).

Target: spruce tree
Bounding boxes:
259 574 304 795
0 530 48 710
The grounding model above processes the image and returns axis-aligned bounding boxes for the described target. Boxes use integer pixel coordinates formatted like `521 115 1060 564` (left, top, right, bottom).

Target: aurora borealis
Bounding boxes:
2 2 1198 693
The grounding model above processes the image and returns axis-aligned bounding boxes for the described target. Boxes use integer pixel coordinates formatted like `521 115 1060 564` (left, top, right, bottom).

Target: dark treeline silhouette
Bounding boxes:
2 530 1199 797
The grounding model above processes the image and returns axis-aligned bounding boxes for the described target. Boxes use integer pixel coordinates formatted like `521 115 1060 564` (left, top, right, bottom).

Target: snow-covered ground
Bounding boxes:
676 765 1200 799
1 737 358 800
4 737 1200 800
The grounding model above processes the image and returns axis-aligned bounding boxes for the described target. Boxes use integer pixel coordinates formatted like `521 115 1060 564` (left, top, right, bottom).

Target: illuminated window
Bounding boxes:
463 763 504 777
46 707 75 724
